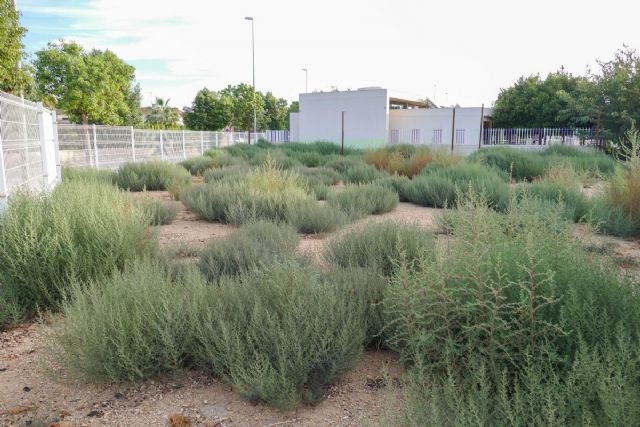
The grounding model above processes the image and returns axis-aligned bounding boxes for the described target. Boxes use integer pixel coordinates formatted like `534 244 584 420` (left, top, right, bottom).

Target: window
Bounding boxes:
456 128 466 144
433 129 443 144
411 129 421 144
390 129 399 144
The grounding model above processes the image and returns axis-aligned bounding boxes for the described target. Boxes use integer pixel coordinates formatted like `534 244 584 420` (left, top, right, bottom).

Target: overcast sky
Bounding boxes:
17 0 640 109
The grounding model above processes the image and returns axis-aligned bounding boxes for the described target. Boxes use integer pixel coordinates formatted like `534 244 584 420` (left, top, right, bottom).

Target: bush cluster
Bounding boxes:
137 199 179 225
114 161 192 194
62 166 116 184
364 146 434 176
327 184 399 219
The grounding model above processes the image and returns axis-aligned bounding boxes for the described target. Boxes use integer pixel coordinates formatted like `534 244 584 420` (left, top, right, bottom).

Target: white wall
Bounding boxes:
289 112 300 141
298 88 388 149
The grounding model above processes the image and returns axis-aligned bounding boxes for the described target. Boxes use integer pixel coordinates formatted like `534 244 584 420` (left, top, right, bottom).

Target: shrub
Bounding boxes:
285 200 347 234
405 175 457 208
114 161 191 192
323 222 433 276
365 146 433 177
137 199 179 225
344 163 387 184
327 184 398 219
297 167 342 186
469 147 547 181
324 155 366 174
293 151 325 167
202 164 251 184
180 156 216 175
198 221 298 281
62 166 116 184
374 175 413 202
0 181 155 326
248 150 300 169
48 259 198 382
407 148 434 176
189 262 365 410
386 192 640 425
515 181 591 222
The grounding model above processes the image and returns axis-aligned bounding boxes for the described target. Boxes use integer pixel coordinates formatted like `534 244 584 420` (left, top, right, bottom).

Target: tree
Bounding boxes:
287 101 299 129
0 0 32 94
220 83 266 130
492 71 597 128
145 97 181 128
593 46 640 141
183 87 233 130
34 41 141 125
262 92 289 130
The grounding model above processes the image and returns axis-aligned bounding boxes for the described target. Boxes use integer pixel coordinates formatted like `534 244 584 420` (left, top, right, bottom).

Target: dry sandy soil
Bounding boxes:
3 185 640 427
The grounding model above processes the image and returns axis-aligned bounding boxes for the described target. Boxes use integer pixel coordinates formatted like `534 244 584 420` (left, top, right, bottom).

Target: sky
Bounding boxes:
16 0 640 109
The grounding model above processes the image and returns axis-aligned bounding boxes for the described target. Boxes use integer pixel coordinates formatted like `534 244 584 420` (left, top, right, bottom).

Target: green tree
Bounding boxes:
145 97 181 128
0 0 32 95
593 46 640 140
183 87 233 130
220 83 265 130
492 71 597 128
34 41 140 125
287 101 299 129
262 92 289 130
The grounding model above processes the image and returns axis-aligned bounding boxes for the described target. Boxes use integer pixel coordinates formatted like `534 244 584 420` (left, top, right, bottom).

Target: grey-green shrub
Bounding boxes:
188 262 365 410
285 200 347 234
62 166 116 184
469 146 547 181
137 199 179 225
0 181 156 326
324 222 434 276
344 163 387 184
324 156 366 174
180 156 216 175
202 164 251 184
198 221 298 281
405 175 457 208
114 161 191 191
374 175 413 202
327 184 399 219
49 259 199 382
515 181 591 222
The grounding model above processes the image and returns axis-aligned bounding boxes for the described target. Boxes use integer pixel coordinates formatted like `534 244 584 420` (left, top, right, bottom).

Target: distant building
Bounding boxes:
289 87 491 151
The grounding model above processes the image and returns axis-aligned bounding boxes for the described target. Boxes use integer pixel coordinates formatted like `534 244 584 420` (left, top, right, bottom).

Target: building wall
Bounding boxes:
298 88 388 149
289 112 300 141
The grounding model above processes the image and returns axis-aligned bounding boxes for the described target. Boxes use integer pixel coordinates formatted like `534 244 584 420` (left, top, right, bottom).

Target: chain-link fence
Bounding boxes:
0 91 59 208
57 125 290 169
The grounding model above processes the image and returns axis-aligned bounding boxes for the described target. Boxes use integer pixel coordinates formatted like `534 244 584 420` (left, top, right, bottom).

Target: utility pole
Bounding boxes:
245 16 257 140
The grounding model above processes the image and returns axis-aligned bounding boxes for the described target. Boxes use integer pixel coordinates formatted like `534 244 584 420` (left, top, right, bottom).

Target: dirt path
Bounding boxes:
0 322 403 427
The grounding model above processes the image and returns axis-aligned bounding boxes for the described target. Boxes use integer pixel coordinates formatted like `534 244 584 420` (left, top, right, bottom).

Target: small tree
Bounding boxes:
0 0 32 95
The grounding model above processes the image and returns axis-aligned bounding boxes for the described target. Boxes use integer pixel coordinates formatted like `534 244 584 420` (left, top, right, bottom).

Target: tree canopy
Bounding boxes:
34 41 141 125
145 97 181 128
183 84 291 131
0 0 32 95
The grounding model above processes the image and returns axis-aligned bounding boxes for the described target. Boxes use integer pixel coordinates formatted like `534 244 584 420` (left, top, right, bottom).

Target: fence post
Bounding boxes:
200 131 204 155
450 108 456 153
182 129 186 159
159 130 164 161
36 102 49 188
52 110 61 184
92 124 99 168
215 132 219 148
131 126 136 162
0 102 8 200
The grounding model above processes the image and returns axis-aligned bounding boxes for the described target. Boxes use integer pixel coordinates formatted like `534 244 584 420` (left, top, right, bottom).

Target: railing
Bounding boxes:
482 128 602 147
0 91 59 208
57 125 290 169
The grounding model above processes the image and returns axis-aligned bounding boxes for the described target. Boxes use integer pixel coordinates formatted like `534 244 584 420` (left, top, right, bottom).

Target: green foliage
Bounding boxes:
198 221 298 282
344 163 387 184
515 181 591 222
0 0 32 95
180 156 216 176
0 181 155 326
386 192 640 425
144 97 181 128
114 161 191 192
183 88 233 130
324 155 366 174
34 41 141 125
469 147 547 181
285 200 347 234
189 262 365 410
327 184 399 219
61 166 116 184
374 175 413 202
405 175 457 208
324 222 433 276
137 199 179 225
48 259 197 382
202 163 250 184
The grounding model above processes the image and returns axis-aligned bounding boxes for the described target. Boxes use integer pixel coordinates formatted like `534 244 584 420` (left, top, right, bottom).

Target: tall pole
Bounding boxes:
478 104 485 149
245 17 257 138
302 68 308 93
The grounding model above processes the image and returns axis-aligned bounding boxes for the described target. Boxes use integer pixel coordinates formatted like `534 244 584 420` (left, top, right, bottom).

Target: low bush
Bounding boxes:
327 184 398 219
405 175 457 208
114 161 191 192
248 150 300 169
365 146 433 177
62 166 116 184
374 175 413 202
137 199 179 225
48 259 198 382
285 200 347 234
515 181 591 222
202 164 251 184
189 262 365 410
469 146 547 181
198 221 298 282
180 156 216 176
386 193 640 425
0 181 155 327
324 155 366 174
297 167 342 186
323 222 433 276
344 163 387 184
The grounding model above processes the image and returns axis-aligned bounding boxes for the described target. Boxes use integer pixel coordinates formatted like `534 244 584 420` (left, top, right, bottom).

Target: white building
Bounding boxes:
289 87 491 153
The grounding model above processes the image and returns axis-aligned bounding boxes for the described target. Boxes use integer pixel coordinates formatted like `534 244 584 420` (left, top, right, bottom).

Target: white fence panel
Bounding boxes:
0 91 58 208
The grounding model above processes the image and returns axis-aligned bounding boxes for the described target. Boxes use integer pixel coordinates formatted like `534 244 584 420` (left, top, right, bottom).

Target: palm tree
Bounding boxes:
145 97 180 128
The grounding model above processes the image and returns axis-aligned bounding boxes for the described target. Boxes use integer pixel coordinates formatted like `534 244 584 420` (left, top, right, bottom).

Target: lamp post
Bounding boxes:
302 68 308 93
245 16 257 138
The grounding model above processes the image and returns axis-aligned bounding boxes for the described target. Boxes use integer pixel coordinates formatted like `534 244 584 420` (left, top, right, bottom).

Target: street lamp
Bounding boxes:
245 16 257 139
302 68 308 93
